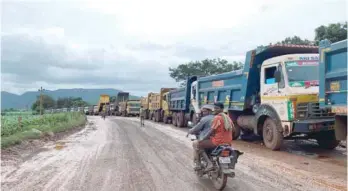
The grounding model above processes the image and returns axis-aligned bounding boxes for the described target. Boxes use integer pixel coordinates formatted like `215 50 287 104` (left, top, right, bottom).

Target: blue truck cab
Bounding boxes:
187 44 340 150
319 39 347 141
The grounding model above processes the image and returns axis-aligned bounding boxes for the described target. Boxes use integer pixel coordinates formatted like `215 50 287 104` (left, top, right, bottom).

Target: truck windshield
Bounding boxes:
285 61 319 86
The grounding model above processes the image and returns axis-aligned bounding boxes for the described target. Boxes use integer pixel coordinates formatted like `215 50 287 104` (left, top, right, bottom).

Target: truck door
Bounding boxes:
261 63 288 121
261 63 286 97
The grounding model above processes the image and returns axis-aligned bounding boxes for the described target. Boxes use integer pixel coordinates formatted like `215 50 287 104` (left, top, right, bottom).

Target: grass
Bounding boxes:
1 112 87 148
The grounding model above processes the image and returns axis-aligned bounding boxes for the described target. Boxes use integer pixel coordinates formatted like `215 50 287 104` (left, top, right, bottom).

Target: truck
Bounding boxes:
126 100 141 117
140 96 150 119
98 94 110 114
84 106 89 114
118 101 127 116
168 76 198 127
185 44 338 150
148 92 160 121
114 92 129 115
319 39 347 142
151 88 176 122
93 105 99 115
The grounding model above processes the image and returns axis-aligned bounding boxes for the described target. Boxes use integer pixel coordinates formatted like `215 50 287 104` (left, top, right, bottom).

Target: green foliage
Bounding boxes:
56 97 89 108
275 36 313 45
1 112 86 148
31 95 56 112
314 22 347 45
169 58 243 85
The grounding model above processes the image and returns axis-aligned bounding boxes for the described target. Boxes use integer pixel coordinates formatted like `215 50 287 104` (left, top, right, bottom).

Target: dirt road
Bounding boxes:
2 116 347 191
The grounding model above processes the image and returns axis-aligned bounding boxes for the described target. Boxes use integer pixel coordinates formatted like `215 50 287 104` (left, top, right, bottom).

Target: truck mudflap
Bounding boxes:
292 119 335 133
334 115 347 140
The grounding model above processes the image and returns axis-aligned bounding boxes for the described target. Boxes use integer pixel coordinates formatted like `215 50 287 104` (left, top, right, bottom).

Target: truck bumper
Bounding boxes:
292 119 335 133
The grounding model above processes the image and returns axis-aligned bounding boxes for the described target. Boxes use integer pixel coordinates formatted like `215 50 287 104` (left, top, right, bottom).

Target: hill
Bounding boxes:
1 88 139 109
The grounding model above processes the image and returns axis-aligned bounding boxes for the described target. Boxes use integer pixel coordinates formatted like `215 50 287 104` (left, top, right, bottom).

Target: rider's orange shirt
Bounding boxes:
210 114 233 146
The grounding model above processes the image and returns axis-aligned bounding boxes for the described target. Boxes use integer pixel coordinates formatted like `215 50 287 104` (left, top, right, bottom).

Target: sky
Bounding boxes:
1 0 347 96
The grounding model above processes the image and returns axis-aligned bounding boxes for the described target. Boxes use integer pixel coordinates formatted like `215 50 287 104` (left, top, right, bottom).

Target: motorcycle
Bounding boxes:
187 121 243 190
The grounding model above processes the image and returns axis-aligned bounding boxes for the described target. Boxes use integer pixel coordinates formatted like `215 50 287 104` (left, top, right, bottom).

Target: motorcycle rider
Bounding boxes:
188 104 215 170
196 102 234 171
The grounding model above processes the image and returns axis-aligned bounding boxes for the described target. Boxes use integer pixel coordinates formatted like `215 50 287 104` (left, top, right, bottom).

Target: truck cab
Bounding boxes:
126 100 141 117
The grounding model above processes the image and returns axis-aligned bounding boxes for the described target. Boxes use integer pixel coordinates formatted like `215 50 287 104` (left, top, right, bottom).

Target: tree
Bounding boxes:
169 58 243 85
31 95 56 113
276 36 313 45
314 22 347 45
56 97 89 108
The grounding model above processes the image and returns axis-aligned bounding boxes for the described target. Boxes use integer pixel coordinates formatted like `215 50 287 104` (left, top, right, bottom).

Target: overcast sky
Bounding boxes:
1 0 346 96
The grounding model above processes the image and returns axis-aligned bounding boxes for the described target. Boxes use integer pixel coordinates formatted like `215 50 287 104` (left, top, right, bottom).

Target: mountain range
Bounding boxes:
1 88 139 109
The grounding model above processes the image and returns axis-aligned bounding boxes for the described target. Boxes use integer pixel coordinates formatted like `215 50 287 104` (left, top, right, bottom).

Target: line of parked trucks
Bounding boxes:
85 93 142 117
61 39 346 151
113 39 346 151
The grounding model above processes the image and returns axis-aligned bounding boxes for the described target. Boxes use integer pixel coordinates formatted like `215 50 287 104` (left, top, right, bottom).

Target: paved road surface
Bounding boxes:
2 116 346 191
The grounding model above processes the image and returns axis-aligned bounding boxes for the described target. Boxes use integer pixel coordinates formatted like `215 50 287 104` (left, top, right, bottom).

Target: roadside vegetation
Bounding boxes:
1 112 87 148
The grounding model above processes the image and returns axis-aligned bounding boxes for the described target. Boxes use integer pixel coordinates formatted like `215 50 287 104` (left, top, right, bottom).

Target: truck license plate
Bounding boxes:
219 157 231 164
330 81 340 92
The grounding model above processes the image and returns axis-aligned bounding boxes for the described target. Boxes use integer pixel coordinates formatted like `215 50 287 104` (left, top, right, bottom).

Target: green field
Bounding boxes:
1 112 87 148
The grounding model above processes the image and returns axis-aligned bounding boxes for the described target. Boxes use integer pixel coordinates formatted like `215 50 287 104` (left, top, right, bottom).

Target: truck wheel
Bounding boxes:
315 131 340 149
232 123 241 140
177 112 185 128
262 118 283 150
163 115 168 124
172 113 177 126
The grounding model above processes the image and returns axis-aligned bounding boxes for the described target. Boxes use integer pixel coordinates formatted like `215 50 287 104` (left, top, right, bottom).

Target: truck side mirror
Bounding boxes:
274 70 281 83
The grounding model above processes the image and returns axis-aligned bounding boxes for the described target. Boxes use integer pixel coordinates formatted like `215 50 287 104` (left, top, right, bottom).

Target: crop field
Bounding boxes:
1 112 87 148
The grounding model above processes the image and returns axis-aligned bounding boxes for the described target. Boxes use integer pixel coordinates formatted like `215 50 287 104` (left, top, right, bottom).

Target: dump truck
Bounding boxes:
168 76 198 127
185 44 339 151
93 105 99 115
84 106 89 114
140 96 150 119
126 100 141 117
118 101 127 116
151 88 176 122
114 92 129 116
97 94 110 115
148 92 160 121
319 39 347 142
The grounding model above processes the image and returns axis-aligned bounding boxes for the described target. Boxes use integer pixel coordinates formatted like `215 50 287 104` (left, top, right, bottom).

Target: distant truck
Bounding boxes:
148 92 160 121
126 100 141 117
140 96 150 119
118 102 127 116
84 106 89 114
115 92 129 116
151 88 175 122
319 39 347 142
93 105 99 115
182 44 338 151
98 94 110 115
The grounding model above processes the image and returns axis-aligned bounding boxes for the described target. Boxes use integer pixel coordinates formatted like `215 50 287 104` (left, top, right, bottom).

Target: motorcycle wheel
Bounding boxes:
211 170 228 190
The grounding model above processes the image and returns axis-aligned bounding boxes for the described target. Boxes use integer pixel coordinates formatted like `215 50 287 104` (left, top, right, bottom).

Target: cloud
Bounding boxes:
1 0 346 96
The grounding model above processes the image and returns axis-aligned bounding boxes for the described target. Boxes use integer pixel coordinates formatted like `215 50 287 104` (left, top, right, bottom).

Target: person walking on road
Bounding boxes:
140 106 145 126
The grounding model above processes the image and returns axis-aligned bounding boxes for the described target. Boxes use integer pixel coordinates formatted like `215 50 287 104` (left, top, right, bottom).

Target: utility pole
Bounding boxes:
38 87 45 115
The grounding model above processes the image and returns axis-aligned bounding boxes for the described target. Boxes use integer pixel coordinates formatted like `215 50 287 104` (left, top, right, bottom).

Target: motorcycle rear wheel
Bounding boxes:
211 171 228 190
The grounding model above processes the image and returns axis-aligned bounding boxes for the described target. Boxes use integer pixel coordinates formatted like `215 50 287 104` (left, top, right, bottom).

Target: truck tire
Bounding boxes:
315 131 340 149
232 123 241 140
262 118 283 150
177 112 185 128
172 113 177 126
163 115 168 124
